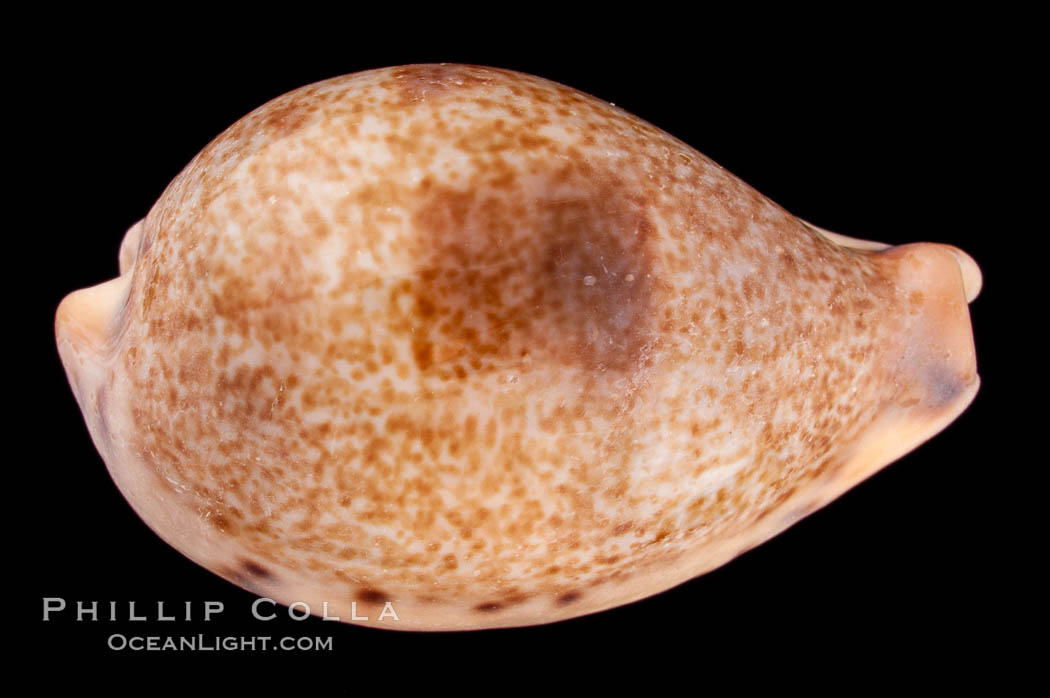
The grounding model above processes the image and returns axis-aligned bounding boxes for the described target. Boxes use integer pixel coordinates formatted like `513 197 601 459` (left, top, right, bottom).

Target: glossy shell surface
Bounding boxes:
55 64 980 630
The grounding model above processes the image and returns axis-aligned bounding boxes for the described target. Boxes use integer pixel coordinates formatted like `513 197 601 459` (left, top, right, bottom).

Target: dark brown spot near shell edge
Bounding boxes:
556 591 582 606
241 559 274 580
358 588 390 604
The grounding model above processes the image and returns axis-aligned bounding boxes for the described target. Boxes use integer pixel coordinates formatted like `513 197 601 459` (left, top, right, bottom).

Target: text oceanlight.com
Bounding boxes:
107 634 333 651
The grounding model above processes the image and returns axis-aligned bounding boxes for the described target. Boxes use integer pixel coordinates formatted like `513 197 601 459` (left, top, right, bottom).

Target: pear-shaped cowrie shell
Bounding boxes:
55 64 980 630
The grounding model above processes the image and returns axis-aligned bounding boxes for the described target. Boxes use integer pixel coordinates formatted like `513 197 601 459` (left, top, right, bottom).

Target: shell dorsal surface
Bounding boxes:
55 64 979 630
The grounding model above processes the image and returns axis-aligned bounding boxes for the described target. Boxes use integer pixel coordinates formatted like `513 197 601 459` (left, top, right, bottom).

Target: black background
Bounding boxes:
19 17 1024 683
